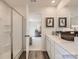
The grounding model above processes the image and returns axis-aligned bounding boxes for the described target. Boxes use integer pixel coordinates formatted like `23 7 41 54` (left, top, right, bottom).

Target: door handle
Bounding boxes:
25 35 30 37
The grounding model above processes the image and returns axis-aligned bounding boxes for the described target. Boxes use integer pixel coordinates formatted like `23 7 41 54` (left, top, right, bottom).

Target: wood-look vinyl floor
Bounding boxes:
29 51 50 59
19 51 26 59
19 51 49 59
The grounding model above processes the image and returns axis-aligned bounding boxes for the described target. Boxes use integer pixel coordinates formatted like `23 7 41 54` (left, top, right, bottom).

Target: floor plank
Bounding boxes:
19 51 26 59
19 51 49 59
29 51 50 59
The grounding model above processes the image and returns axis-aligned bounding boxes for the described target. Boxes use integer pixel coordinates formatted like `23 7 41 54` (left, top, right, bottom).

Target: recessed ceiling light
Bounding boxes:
52 0 55 3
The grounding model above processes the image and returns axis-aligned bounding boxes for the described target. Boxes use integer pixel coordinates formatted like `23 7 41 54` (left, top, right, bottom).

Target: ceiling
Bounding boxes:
4 0 26 7
29 0 78 11
4 0 77 9
66 0 78 8
3 0 78 16
29 0 61 7
4 0 61 16
4 0 27 17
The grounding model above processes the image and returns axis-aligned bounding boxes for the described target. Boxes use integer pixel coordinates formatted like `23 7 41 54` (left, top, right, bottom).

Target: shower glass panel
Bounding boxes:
13 10 22 59
0 1 11 59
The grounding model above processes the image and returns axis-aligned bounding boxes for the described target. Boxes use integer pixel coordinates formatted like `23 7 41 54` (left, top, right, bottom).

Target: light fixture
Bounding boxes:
52 0 55 3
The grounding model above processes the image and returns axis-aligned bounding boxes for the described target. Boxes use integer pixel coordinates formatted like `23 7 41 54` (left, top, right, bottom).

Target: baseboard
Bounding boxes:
14 49 23 59
29 49 46 51
23 49 46 52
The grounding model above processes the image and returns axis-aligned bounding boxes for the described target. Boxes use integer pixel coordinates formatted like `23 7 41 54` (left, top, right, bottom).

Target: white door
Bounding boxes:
13 10 22 59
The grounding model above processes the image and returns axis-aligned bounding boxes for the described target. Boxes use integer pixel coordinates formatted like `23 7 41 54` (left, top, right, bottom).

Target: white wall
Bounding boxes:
41 6 77 34
41 7 57 34
57 0 78 26
41 3 77 34
29 37 46 51
29 13 41 36
68 6 78 26
0 1 11 59
29 21 41 36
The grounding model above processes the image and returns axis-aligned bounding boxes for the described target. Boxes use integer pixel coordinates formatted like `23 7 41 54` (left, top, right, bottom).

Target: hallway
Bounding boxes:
19 51 49 59
29 51 49 59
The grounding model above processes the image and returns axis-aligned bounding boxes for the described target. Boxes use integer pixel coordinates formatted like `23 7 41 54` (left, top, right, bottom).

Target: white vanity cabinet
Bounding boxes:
46 36 55 59
55 44 76 59
45 35 77 59
51 41 55 59
46 36 51 58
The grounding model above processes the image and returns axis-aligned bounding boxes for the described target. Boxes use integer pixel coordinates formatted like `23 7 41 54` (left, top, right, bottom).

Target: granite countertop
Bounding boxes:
45 33 78 56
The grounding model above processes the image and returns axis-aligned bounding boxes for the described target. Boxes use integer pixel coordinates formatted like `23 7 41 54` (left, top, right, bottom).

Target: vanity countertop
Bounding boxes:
45 33 78 56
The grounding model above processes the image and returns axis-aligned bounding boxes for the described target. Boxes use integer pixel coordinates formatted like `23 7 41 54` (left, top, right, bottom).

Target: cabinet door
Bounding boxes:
46 38 51 58
51 42 55 59
55 44 76 59
55 49 63 59
55 51 76 59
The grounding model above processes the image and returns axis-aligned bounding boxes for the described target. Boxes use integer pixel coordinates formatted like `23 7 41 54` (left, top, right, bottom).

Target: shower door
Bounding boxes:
0 1 11 59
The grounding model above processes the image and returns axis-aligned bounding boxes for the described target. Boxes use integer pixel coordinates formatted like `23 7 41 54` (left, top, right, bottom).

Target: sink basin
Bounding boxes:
61 31 75 41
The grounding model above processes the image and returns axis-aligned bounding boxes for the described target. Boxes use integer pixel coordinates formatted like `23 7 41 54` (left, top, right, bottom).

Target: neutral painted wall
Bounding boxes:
41 6 77 34
29 21 41 36
35 0 76 35
0 1 11 59
68 7 78 25
57 0 78 26
29 37 46 51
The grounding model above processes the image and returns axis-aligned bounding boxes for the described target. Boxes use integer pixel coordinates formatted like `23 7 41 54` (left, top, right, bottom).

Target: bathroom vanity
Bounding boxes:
45 33 78 59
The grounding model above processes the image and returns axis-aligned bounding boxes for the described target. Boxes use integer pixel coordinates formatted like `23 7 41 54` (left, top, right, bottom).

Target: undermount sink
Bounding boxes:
60 31 78 41
61 34 74 41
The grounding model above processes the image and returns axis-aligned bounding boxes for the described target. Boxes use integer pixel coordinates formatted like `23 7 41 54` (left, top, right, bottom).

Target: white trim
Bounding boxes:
29 49 46 51
23 49 46 51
